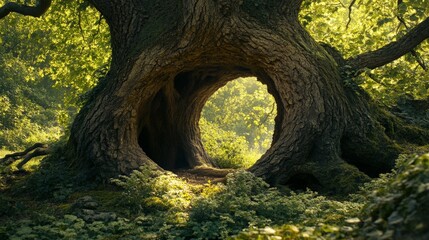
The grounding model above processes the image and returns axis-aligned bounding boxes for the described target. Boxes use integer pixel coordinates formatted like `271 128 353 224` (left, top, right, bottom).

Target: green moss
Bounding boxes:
70 190 123 211
377 108 429 145
324 162 371 194
299 161 371 195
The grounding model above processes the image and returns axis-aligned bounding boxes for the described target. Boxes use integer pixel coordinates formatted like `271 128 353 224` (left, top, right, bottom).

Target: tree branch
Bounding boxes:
396 4 428 71
0 0 51 19
345 17 429 74
346 0 357 29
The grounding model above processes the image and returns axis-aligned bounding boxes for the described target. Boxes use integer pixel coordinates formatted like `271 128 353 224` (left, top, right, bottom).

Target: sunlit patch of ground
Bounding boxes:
174 167 235 185
0 149 12 158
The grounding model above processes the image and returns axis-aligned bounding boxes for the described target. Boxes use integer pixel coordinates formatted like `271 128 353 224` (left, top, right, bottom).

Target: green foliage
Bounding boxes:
230 154 429 240
200 118 256 168
108 169 362 239
0 0 110 150
0 195 17 217
183 171 362 239
359 154 429 239
202 77 276 151
0 0 111 102
5 214 143 240
0 61 63 149
111 166 193 215
0 149 11 158
3 153 429 239
301 0 429 104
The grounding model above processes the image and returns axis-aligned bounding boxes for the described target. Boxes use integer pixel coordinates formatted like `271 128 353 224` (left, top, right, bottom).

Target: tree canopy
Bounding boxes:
301 0 429 103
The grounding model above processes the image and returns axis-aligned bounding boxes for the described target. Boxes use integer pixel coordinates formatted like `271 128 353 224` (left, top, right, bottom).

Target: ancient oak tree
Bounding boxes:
3 0 429 193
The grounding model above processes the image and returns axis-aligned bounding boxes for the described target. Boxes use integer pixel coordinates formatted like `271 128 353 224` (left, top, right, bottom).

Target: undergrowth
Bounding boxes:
1 153 428 239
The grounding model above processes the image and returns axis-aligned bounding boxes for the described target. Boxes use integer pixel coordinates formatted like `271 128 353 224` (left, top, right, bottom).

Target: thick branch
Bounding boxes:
0 0 51 19
346 17 429 73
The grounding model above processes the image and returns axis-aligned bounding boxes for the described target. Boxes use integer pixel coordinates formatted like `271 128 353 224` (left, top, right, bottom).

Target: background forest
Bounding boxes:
1 0 429 239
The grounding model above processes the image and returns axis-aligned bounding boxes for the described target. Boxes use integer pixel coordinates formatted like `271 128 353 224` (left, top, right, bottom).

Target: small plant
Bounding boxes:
111 166 194 215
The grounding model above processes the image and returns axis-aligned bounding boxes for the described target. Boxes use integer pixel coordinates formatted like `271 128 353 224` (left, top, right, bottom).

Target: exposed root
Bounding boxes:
174 167 236 185
1 143 50 169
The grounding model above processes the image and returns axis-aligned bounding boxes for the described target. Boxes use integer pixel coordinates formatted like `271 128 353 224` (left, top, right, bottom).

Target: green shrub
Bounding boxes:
111 166 194 215
184 171 362 239
359 154 429 239
6 214 142 240
200 118 255 168
5 153 429 240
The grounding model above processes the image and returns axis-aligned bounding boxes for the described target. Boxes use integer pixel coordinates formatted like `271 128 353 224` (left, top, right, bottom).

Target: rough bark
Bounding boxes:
67 0 428 194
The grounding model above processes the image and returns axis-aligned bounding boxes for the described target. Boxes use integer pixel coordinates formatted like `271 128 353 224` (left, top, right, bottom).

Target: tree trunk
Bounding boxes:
69 0 406 193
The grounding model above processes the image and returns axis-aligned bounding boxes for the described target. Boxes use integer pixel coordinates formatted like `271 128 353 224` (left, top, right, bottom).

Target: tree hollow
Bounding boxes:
137 67 281 171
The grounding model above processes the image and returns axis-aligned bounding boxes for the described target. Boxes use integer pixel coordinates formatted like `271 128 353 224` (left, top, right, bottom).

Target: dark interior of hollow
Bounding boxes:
284 173 322 192
137 66 282 171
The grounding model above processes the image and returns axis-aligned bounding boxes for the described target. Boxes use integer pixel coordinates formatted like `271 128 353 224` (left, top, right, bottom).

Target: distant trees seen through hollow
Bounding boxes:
200 77 276 168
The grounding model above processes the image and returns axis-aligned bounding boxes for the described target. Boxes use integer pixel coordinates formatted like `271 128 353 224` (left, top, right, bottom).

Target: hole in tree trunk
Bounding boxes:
137 68 280 172
138 85 192 171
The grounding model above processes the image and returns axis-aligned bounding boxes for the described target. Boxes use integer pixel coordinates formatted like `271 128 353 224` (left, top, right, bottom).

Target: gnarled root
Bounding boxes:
1 143 50 169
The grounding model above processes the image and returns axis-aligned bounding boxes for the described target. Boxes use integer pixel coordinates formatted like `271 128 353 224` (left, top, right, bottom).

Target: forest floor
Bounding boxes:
0 146 429 239
174 167 234 185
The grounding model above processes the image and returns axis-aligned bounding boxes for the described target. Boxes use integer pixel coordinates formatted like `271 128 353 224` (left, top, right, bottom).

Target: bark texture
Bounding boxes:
68 0 426 193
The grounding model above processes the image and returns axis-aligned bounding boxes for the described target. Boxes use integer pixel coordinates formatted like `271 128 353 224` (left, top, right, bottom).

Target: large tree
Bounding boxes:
2 0 429 193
